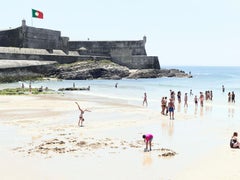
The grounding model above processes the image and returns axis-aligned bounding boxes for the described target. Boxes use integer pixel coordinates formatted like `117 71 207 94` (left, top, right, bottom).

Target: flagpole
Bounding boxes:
31 17 33 27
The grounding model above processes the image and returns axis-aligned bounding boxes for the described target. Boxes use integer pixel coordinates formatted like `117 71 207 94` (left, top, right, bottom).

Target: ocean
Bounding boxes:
1 66 240 116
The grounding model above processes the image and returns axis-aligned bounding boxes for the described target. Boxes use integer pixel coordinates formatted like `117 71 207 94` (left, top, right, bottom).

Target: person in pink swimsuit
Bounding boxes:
142 134 153 151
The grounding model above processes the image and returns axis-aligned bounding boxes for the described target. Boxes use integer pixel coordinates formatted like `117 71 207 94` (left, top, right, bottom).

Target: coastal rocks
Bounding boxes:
58 86 90 91
128 69 192 79
52 60 191 80
0 59 191 82
0 63 57 83
52 60 130 80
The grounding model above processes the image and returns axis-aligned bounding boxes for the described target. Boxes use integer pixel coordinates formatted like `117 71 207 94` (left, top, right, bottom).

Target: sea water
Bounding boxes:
2 66 240 116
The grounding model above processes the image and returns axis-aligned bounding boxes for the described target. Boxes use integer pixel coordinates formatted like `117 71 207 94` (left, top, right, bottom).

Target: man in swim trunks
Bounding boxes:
142 134 153 152
168 98 175 120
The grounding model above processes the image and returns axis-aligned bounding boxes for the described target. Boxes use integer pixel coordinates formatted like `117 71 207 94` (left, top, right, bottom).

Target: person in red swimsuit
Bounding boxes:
142 134 153 152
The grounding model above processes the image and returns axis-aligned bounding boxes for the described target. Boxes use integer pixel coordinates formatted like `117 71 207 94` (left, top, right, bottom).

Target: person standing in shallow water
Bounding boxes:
168 98 175 120
232 91 235 103
199 92 204 107
75 102 91 127
143 92 148 107
184 93 188 108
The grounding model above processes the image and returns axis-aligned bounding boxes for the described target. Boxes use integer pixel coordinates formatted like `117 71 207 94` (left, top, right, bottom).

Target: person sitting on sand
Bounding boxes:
75 102 91 127
230 132 240 148
142 134 153 152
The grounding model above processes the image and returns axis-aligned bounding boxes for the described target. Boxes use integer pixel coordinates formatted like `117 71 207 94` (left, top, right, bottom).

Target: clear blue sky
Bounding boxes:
1 0 240 66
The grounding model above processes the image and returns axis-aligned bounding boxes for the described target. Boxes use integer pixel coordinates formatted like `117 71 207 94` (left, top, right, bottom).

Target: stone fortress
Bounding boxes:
0 20 160 69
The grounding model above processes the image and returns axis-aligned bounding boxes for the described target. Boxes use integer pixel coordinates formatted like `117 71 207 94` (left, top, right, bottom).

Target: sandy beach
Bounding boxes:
0 93 240 180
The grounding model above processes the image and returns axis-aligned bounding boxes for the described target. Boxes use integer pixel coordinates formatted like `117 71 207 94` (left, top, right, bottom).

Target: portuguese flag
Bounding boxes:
32 9 43 19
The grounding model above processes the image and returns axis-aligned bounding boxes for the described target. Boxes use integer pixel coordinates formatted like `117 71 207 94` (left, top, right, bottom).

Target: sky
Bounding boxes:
1 0 240 66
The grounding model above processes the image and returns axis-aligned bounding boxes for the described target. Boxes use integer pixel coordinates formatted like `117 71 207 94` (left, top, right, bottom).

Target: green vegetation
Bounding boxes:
0 88 55 95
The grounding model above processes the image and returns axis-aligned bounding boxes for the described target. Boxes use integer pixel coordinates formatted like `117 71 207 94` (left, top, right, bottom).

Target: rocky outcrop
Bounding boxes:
0 60 191 83
128 69 192 79
50 60 191 80
51 60 130 80
0 61 56 83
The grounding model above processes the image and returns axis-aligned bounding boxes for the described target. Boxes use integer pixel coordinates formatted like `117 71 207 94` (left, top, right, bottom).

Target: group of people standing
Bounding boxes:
228 91 235 103
160 90 208 120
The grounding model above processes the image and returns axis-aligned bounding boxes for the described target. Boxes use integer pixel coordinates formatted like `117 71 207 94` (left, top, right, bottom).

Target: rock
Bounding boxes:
58 86 90 91
128 69 190 79
52 60 130 80
0 59 191 82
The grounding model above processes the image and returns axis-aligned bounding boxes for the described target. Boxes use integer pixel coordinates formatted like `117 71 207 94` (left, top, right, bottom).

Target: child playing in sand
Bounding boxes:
142 134 153 152
230 132 240 148
75 102 91 127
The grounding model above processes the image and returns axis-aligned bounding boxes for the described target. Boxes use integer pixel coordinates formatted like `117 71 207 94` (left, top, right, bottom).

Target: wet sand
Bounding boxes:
0 94 239 179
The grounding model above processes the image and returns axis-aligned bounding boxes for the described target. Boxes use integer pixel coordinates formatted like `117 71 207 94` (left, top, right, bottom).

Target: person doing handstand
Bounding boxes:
75 102 91 127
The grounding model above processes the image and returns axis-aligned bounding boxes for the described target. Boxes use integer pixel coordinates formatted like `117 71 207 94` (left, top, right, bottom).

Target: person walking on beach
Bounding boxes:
184 93 188 108
222 85 225 93
168 98 175 120
190 89 193 96
232 91 235 103
143 92 148 107
194 95 198 106
142 134 153 152
228 92 232 103
161 97 167 115
230 132 240 148
75 102 91 127
177 91 181 104
199 92 204 107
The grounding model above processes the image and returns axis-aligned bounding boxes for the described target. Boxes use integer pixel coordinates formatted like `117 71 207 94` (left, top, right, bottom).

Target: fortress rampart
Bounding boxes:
0 20 160 69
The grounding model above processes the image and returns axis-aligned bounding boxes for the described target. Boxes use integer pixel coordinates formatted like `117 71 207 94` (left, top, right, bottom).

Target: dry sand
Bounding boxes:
0 94 239 180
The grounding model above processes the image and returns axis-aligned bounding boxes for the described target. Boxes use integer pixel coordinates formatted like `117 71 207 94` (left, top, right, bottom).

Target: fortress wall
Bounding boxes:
0 21 159 70
0 52 78 64
69 40 146 56
0 28 22 47
111 49 160 69
24 26 63 50
131 56 160 69
0 47 111 64
0 23 69 53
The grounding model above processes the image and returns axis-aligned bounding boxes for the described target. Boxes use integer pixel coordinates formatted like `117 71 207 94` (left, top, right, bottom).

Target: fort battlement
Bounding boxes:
0 20 160 69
